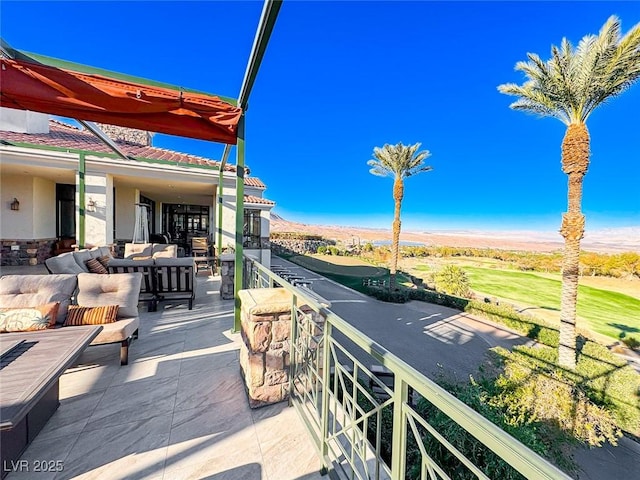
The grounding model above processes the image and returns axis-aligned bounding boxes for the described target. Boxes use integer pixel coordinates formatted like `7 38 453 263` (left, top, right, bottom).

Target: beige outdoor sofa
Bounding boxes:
0 273 142 365
45 245 196 311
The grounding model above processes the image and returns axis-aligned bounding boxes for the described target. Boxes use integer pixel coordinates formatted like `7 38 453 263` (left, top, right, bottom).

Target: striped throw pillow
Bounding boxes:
85 258 108 274
96 255 111 268
64 305 119 326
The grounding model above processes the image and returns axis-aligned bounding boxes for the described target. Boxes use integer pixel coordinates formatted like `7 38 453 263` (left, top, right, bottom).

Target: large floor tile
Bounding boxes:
179 347 239 375
5 432 79 480
251 403 324 480
53 416 172 480
35 389 107 442
84 376 178 431
165 399 261 475
174 366 245 413
59 363 119 399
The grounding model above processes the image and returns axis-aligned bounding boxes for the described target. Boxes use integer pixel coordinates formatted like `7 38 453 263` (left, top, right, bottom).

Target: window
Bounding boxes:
243 209 262 248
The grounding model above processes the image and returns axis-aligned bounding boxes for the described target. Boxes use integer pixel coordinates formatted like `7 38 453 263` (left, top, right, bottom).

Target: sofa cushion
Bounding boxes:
45 252 85 274
65 305 118 326
72 250 92 272
152 244 177 258
91 317 139 345
0 274 78 324
124 243 153 259
0 302 60 331
88 247 102 259
97 246 113 258
85 258 108 274
77 273 142 319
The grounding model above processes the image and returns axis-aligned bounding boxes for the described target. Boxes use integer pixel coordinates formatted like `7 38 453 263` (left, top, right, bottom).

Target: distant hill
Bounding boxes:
270 213 639 254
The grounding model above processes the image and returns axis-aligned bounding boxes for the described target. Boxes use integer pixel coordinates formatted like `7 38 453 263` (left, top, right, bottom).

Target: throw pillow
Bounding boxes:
0 302 60 332
64 305 119 326
96 255 111 269
85 258 108 274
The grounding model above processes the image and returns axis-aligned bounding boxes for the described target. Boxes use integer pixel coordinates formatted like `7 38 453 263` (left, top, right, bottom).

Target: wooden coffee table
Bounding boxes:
0 326 102 477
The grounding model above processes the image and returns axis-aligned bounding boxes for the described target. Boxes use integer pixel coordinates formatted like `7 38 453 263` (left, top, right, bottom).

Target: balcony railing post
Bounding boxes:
288 293 298 406
320 320 332 474
391 374 409 480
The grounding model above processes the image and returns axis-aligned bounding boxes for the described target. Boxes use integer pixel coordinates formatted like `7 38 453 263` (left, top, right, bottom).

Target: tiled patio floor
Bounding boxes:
4 272 323 480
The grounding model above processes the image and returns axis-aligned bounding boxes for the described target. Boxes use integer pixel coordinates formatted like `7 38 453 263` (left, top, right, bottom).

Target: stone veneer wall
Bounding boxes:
1 239 56 266
270 238 335 256
219 253 235 300
95 124 151 146
238 288 325 408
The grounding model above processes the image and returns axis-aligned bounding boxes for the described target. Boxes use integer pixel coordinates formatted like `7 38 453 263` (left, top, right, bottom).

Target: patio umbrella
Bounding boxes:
132 204 150 244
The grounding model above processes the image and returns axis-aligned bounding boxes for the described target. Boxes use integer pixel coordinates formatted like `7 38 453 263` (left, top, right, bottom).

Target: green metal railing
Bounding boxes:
243 256 572 480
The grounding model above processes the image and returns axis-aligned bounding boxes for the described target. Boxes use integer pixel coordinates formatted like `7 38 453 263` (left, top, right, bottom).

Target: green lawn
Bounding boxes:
463 266 640 341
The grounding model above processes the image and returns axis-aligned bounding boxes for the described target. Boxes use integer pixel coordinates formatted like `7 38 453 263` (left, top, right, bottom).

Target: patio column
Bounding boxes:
83 171 114 247
234 115 246 333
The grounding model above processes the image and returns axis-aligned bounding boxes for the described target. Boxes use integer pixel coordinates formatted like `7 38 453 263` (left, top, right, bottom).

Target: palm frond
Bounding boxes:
367 142 433 180
499 15 640 124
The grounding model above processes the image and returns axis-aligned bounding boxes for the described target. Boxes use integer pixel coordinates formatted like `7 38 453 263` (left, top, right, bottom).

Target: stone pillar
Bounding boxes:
219 253 235 300
238 288 294 408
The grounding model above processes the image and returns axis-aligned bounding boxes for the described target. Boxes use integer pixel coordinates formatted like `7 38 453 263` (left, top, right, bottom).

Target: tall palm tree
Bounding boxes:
368 142 433 289
498 16 640 369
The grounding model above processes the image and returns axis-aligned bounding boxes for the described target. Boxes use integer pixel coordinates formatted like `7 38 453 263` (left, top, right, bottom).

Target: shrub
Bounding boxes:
491 346 622 448
494 344 640 436
622 336 640 350
363 242 374 252
317 245 327 255
408 288 470 310
434 264 471 298
366 286 410 303
327 246 340 256
410 375 575 479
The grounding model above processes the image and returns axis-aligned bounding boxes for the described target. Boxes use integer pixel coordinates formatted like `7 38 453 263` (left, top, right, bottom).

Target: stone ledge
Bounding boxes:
238 288 292 316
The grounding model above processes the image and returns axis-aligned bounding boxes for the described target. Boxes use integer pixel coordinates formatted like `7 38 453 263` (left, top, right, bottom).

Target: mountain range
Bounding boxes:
270 214 639 254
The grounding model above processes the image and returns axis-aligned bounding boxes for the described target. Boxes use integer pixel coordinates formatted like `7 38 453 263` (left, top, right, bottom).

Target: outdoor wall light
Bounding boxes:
10 198 19 211
87 197 97 212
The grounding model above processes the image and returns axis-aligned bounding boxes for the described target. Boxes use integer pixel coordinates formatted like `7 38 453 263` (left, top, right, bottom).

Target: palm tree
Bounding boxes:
498 16 640 369
368 142 433 289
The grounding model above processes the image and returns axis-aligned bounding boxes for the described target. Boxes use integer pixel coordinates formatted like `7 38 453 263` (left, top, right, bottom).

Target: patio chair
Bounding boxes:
191 237 213 274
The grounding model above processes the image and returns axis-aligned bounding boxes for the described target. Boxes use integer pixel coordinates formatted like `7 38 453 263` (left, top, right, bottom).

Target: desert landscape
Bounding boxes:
271 213 640 253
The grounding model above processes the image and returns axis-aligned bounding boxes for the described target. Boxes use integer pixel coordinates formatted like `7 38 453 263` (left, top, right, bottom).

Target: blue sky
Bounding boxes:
2 1 639 233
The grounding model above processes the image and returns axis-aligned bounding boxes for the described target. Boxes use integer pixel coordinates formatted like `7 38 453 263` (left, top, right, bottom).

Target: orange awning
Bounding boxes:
1 56 242 144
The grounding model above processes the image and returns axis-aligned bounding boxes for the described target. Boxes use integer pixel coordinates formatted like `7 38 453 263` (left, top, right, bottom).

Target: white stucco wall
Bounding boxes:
32 177 56 238
221 190 237 251
84 171 114 246
115 187 138 240
0 107 49 134
1 174 34 239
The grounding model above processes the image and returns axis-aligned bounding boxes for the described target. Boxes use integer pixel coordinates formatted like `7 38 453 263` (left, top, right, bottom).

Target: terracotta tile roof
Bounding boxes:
244 194 275 206
0 120 233 170
244 177 266 189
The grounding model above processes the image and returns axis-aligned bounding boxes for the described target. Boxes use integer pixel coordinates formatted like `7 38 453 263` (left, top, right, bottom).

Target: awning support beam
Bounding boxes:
233 0 282 333
78 120 131 161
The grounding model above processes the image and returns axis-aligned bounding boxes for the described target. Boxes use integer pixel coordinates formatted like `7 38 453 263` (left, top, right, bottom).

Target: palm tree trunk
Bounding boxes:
390 177 404 290
558 122 590 369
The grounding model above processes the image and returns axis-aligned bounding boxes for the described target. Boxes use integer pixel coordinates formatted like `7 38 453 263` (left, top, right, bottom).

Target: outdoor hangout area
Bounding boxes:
0 264 322 480
1 0 639 478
